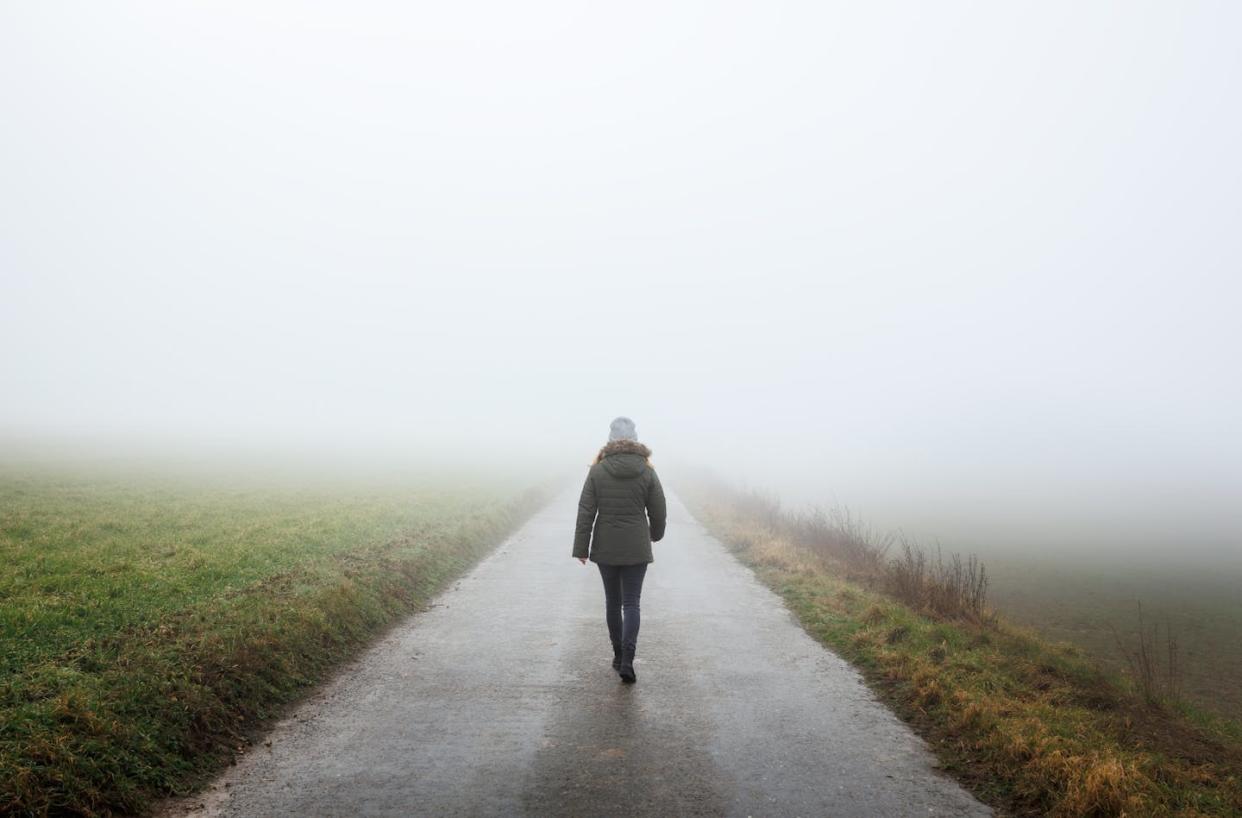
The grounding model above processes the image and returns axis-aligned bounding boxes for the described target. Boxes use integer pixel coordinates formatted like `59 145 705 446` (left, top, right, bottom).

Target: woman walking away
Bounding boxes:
573 416 667 683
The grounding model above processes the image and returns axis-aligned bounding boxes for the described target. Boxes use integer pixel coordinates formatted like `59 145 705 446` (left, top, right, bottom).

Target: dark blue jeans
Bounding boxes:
597 562 648 652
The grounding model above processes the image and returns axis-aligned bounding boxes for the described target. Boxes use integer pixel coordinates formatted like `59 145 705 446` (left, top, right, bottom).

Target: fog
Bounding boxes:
3 3 1239 562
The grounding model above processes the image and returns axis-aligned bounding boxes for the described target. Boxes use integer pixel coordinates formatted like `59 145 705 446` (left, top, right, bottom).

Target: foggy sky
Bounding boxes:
3 2 1240 559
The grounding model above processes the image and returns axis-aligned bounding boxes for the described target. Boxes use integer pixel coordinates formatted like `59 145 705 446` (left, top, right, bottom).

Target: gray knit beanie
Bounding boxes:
608 416 638 442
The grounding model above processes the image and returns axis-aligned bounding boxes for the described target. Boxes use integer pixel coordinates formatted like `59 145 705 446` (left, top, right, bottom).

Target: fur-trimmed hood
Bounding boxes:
594 438 652 462
593 439 653 479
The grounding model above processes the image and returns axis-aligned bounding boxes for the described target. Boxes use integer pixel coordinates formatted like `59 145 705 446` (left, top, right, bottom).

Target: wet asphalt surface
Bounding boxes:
165 489 990 817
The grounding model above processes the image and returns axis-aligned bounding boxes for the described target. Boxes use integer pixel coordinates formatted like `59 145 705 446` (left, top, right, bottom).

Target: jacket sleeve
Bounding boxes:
572 471 598 559
646 468 667 543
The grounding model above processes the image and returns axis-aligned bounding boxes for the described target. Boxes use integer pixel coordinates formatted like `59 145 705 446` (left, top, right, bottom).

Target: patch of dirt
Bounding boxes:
1114 701 1242 772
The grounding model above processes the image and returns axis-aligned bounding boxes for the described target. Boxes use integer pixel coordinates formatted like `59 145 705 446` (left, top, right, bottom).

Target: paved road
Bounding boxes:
168 489 989 817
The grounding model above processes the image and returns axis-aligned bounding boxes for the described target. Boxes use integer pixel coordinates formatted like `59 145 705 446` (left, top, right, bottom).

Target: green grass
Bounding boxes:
685 489 1242 817
0 466 549 817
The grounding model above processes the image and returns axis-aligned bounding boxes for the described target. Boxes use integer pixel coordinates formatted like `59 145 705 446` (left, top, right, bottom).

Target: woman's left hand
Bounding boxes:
576 557 587 565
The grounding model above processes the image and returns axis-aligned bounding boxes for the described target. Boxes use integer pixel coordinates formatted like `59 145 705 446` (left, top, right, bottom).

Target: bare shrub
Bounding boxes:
733 489 784 531
882 539 989 621
786 506 892 577
1167 622 1181 702
887 538 928 608
930 546 989 620
1111 603 1182 705
830 507 894 574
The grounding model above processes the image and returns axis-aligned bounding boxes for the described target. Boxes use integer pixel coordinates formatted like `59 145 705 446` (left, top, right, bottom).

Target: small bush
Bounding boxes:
1111 602 1183 706
887 539 989 621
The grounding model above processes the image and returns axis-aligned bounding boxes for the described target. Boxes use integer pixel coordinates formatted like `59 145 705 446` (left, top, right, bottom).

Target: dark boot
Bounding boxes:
618 647 636 683
611 640 623 671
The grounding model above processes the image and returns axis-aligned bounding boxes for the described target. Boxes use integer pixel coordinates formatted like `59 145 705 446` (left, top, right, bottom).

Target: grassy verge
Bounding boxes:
0 467 550 817
683 483 1242 817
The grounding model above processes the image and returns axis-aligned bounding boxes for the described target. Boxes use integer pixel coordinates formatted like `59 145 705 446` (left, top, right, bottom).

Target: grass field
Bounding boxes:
684 482 1242 817
0 465 548 817
985 556 1242 723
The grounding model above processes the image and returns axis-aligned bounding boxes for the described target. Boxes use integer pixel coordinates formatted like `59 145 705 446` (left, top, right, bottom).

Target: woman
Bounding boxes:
572 416 667 683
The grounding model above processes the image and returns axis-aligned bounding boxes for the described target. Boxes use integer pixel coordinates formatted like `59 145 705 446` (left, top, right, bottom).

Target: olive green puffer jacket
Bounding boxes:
572 440 667 565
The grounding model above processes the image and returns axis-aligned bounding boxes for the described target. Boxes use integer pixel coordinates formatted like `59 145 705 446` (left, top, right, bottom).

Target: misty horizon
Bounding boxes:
4 2 1239 564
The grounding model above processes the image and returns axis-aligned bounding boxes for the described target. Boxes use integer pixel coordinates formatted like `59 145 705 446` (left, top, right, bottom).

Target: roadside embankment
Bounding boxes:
0 469 550 817
682 479 1242 817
